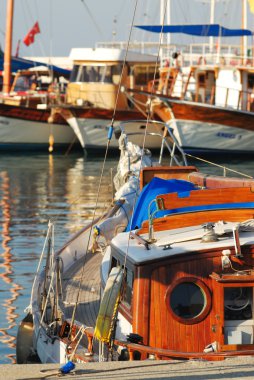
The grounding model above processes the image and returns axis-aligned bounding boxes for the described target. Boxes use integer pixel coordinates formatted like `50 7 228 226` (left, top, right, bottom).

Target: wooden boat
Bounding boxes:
17 120 254 365
146 63 254 155
0 0 77 152
48 47 165 151
131 20 254 155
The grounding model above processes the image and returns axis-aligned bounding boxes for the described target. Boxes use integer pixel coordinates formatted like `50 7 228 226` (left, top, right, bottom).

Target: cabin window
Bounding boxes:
123 268 134 307
166 277 211 324
248 74 254 90
224 287 252 321
111 256 120 269
70 65 80 82
70 64 122 84
14 75 32 91
134 65 158 86
198 73 206 86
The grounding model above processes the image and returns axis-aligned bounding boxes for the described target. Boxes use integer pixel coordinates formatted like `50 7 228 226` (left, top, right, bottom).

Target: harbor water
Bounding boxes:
0 150 254 364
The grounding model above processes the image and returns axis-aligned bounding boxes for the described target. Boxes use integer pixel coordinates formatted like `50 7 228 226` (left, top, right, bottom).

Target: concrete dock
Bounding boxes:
1 357 254 380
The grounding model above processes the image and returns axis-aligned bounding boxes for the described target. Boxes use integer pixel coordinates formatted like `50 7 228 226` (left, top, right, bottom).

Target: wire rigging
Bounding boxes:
80 0 104 39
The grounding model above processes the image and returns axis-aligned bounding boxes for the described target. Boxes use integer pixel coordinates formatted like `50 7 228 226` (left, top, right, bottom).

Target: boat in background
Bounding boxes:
146 62 254 155
127 22 254 155
0 0 77 152
17 119 254 364
49 47 167 151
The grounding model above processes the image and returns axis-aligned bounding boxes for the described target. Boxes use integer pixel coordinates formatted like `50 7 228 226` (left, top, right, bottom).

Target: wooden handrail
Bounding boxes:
115 339 254 360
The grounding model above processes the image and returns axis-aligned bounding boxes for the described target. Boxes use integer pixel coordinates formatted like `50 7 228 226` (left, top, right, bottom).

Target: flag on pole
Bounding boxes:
248 0 254 14
23 22 40 47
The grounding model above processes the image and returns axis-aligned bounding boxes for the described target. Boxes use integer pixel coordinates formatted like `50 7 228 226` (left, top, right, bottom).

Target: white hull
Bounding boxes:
170 119 254 153
0 116 76 150
67 117 164 149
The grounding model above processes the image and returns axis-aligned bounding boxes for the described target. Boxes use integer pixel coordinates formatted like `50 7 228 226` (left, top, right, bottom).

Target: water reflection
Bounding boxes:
0 171 23 364
0 151 253 364
0 153 114 364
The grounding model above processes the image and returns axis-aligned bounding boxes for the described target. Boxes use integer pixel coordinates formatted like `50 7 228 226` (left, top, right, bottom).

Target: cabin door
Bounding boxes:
216 283 254 347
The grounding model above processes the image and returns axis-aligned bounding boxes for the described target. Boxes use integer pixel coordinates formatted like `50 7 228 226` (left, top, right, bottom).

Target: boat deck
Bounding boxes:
62 251 102 328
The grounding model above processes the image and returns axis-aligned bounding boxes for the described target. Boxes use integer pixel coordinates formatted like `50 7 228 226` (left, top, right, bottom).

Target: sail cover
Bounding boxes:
135 24 253 37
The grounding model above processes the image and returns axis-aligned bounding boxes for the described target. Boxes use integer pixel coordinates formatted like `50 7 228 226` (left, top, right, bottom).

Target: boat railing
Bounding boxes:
153 78 254 113
115 119 188 167
96 41 252 67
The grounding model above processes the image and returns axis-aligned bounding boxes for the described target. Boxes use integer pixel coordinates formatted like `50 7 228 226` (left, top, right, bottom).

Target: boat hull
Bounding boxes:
67 117 165 150
170 119 254 154
152 96 254 154
0 103 78 151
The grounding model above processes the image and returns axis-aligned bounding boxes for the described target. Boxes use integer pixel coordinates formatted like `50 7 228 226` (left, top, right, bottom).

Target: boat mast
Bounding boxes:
242 0 247 64
209 0 215 53
3 0 14 94
160 0 170 64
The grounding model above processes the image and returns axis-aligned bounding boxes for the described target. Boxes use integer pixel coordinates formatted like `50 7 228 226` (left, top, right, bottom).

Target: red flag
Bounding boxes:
23 22 40 47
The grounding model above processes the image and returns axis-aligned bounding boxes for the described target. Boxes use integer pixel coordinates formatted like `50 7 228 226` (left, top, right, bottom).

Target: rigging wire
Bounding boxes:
80 0 104 39
122 0 169 272
67 0 141 343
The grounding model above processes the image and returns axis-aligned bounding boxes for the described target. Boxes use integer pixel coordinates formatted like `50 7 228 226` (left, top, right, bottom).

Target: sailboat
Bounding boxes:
16 118 254 364
16 0 254 367
0 0 77 152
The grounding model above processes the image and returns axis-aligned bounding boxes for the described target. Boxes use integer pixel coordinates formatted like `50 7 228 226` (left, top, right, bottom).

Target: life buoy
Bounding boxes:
94 266 123 343
198 56 207 65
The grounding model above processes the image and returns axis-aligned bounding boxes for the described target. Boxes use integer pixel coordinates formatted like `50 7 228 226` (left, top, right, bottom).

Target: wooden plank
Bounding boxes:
156 187 254 211
139 209 254 233
140 166 198 189
62 252 102 329
188 172 254 189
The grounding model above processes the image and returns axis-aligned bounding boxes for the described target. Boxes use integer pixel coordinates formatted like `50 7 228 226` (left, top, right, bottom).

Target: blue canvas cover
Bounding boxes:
0 53 70 77
127 177 197 231
127 177 254 231
135 24 252 37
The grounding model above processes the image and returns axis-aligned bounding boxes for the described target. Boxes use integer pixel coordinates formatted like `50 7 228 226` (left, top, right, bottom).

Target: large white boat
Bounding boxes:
49 47 166 151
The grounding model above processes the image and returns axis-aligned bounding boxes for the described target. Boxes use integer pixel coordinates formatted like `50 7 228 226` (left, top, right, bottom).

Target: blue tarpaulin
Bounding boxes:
127 177 254 231
0 54 70 77
135 24 253 37
127 177 197 231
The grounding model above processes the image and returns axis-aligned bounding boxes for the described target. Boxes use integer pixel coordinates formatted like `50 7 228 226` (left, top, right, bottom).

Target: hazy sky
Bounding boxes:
0 0 253 58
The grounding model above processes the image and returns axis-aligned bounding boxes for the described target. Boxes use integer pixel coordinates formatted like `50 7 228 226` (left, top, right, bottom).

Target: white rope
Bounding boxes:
238 219 254 231
69 326 92 361
26 220 53 312
35 267 56 345
35 221 57 342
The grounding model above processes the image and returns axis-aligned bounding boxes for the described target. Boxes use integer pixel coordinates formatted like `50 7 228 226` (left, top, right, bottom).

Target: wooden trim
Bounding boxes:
210 271 254 283
165 277 212 325
188 172 254 189
156 187 254 211
115 339 254 360
221 344 254 352
140 166 198 189
139 208 254 234
119 303 133 323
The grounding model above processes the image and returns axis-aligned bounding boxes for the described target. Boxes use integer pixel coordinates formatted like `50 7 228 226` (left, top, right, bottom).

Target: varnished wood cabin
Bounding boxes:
108 166 254 359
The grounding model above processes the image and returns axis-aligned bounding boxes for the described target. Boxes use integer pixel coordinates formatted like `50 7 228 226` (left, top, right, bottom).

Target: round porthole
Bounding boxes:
165 277 211 324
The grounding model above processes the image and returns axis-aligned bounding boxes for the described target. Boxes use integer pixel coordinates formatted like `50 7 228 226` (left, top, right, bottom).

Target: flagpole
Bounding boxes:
3 0 14 94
